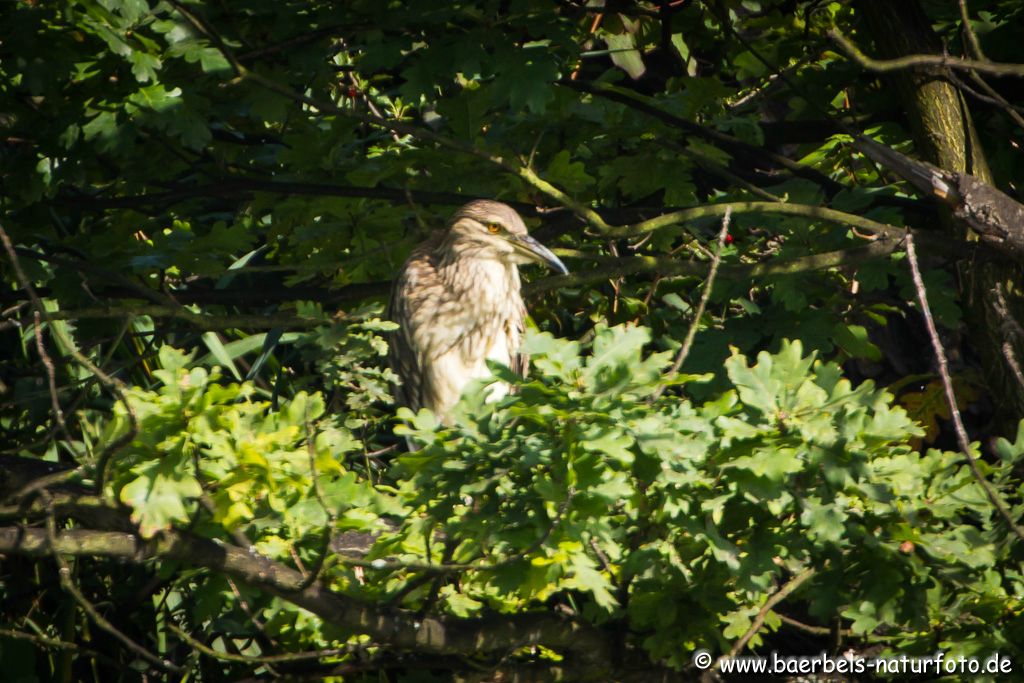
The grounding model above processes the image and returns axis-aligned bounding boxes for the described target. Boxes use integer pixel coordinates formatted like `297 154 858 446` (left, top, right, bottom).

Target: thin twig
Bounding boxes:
0 222 138 493
559 78 844 195
417 539 458 617
947 70 1024 124
236 24 346 61
530 239 912 296
168 623 351 664
828 28 1024 78
588 537 613 574
992 283 1024 392
716 567 816 667
945 3 1024 129
904 233 1024 543
570 12 605 80
290 410 337 592
6 305 329 331
43 501 183 673
359 488 577 585
1000 341 1024 393
777 614 840 637
225 575 279 647
957 0 986 61
611 200 903 240
165 0 611 233
650 208 732 402
674 142 784 203
346 69 402 143
222 575 282 676
33 311 70 441
966 72 1024 130
0 627 119 667
55 177 497 211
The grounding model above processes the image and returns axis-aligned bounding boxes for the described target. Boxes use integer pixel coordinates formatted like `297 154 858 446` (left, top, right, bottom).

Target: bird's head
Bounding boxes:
445 200 569 274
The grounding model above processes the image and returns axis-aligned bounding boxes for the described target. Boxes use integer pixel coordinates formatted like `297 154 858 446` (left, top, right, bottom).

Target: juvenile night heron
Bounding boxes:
387 200 568 421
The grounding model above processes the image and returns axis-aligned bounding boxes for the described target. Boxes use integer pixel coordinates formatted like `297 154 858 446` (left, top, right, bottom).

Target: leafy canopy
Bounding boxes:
3 0 1024 679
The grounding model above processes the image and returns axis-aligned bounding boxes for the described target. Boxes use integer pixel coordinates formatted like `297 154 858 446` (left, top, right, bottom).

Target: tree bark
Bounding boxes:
857 0 1024 432
0 485 616 680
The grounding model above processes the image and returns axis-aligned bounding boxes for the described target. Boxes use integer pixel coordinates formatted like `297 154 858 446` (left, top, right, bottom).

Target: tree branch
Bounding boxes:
0 627 119 668
164 1 611 233
56 179 512 213
558 79 845 195
0 223 137 494
829 28 1024 78
716 567 816 667
167 623 353 665
609 200 905 240
957 0 986 61
43 506 183 673
0 525 611 676
904 233 1024 543
529 238 905 295
649 208 732 403
5 306 331 332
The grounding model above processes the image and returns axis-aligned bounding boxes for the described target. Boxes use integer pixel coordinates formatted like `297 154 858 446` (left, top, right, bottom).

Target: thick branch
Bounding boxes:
856 137 1024 260
0 525 611 676
856 0 1024 431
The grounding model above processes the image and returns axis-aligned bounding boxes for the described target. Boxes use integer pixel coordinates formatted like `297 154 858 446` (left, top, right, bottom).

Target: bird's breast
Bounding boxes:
406 255 524 417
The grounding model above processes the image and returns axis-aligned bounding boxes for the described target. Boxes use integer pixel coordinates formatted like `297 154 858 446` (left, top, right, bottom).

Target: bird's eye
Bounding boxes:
487 223 501 234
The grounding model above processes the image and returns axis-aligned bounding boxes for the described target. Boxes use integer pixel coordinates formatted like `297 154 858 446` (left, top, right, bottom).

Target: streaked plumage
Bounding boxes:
387 200 567 422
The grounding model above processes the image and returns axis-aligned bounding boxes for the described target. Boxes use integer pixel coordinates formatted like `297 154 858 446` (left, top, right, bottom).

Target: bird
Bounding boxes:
387 200 568 423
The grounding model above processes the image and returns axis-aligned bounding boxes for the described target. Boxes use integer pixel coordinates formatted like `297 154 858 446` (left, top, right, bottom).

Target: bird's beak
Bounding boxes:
511 234 569 275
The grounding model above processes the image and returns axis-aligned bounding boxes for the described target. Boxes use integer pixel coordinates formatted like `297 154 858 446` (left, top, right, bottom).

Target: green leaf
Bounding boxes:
545 150 595 194
158 346 196 374
565 550 619 610
994 419 1024 464
129 52 162 83
201 332 242 380
521 330 582 381
601 30 645 79
800 497 847 544
119 454 202 538
727 447 803 481
584 324 649 387
491 43 558 113
832 323 881 361
580 424 635 466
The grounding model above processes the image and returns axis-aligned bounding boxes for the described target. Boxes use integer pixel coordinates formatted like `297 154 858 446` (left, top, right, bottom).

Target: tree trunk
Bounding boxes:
857 0 1024 434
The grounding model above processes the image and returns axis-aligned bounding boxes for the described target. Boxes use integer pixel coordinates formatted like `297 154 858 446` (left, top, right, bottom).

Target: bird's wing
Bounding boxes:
386 249 432 413
510 303 529 380
386 296 420 411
